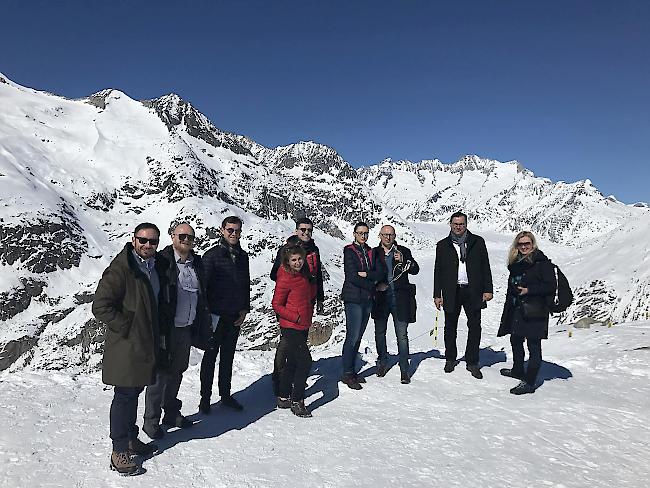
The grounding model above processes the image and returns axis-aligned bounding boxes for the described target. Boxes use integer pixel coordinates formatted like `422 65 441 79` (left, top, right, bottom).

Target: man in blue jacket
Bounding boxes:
199 216 251 413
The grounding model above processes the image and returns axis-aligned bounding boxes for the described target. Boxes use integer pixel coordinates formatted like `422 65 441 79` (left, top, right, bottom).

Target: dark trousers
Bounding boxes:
110 386 144 452
144 326 192 429
374 301 410 373
277 328 312 402
342 300 373 375
444 286 482 365
272 334 290 397
200 315 241 400
511 334 542 386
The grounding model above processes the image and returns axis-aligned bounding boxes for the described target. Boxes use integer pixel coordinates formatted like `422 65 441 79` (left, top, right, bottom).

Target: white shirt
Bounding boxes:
453 243 469 285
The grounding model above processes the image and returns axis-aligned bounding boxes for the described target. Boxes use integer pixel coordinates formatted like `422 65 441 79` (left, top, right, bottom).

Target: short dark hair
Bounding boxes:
134 222 160 236
354 221 369 232
295 217 314 229
449 211 467 224
221 215 243 228
285 235 301 246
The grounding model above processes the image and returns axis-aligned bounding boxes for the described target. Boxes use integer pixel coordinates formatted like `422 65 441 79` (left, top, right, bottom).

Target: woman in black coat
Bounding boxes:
497 231 555 395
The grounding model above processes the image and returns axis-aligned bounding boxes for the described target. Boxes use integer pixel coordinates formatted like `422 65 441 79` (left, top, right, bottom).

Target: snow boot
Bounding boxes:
276 397 291 409
341 373 362 390
110 451 141 476
128 438 158 457
291 400 312 418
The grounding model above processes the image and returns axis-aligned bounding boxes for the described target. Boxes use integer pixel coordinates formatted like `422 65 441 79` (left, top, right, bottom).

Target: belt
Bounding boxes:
457 284 469 288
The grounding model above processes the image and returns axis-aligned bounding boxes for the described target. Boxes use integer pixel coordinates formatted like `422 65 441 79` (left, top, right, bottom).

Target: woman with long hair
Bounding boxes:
340 222 386 390
271 245 316 417
498 231 556 394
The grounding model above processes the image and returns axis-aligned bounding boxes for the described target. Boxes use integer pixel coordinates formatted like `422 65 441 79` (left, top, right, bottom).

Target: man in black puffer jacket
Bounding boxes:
199 216 251 413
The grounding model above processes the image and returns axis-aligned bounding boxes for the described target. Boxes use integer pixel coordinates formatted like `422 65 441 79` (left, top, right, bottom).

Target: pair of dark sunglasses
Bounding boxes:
175 233 195 242
224 227 242 235
298 227 313 234
135 236 159 245
518 241 533 247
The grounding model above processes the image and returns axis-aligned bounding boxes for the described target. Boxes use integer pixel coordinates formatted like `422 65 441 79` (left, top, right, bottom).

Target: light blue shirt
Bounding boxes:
132 250 160 303
174 250 199 327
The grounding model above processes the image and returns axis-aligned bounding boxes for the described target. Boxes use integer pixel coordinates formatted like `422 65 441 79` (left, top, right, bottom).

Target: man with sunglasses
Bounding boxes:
372 225 420 384
142 223 211 439
433 211 493 379
200 216 250 413
269 217 325 396
93 222 169 476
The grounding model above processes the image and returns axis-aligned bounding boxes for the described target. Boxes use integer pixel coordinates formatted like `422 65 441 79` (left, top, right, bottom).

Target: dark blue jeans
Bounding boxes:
511 334 542 386
374 302 410 373
342 301 373 375
110 386 144 452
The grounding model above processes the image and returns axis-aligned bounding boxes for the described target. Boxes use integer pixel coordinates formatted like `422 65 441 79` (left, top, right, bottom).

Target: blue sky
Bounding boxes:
2 0 648 203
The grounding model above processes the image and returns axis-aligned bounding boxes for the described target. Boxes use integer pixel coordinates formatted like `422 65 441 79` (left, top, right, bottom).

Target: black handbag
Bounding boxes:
521 299 548 320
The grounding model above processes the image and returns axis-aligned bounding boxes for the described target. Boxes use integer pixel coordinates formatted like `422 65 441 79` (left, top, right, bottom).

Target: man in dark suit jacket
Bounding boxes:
433 212 493 379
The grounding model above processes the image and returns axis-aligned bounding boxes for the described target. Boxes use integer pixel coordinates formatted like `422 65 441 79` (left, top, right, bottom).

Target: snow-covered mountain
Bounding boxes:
0 73 648 374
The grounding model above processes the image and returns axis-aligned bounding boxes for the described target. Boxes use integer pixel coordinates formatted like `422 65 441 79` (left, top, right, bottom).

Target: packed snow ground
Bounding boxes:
1 226 649 488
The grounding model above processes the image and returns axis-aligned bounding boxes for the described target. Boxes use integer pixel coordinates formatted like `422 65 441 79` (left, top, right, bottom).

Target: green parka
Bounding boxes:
93 243 168 387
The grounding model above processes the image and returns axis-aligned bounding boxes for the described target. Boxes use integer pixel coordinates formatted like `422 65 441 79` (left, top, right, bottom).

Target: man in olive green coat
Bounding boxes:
93 222 169 476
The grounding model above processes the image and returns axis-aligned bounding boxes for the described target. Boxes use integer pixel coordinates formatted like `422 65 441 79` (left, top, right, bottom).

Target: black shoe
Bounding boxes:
444 360 456 373
162 414 193 429
128 438 158 457
276 397 291 409
510 381 536 395
341 373 362 390
199 398 211 415
466 364 483 379
291 400 312 418
142 424 165 440
400 371 411 384
355 374 367 384
376 363 389 378
221 395 244 411
500 368 525 380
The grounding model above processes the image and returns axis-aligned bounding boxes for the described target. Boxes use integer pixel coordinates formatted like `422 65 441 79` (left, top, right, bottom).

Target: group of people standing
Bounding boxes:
93 212 558 476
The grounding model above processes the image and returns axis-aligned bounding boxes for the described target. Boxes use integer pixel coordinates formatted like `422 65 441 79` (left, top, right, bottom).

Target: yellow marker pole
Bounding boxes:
430 309 439 345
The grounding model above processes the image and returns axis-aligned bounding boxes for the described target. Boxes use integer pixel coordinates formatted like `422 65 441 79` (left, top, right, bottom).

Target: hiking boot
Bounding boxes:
110 450 141 476
341 373 362 390
444 360 456 373
128 438 158 457
466 364 483 379
500 368 525 380
291 400 312 418
221 395 244 411
276 397 291 409
162 414 193 429
376 363 389 378
199 398 211 415
354 374 367 384
142 424 165 440
510 381 536 395
400 371 411 384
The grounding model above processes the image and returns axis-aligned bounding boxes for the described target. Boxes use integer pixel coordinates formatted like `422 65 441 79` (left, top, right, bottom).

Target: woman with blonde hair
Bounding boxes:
497 231 555 394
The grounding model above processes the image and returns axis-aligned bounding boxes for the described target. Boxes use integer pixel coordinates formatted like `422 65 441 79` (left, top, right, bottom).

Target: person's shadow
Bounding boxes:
536 360 572 386
304 356 341 411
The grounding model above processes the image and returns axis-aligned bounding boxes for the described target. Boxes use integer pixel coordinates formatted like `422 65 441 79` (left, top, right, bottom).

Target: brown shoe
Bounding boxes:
128 438 158 457
110 451 141 476
341 373 362 390
376 363 389 377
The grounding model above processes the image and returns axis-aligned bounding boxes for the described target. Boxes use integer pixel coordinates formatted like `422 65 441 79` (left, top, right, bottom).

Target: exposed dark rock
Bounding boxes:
0 335 39 371
0 279 46 321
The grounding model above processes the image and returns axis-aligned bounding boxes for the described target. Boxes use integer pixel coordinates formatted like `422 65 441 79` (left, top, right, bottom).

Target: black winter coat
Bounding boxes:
93 243 169 387
203 238 251 316
158 245 212 352
371 244 420 323
433 231 493 312
498 249 555 339
270 238 324 302
341 243 386 303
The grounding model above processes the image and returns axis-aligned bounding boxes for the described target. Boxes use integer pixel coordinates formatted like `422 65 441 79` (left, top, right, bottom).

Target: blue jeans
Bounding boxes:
342 301 373 375
374 301 410 373
110 386 144 452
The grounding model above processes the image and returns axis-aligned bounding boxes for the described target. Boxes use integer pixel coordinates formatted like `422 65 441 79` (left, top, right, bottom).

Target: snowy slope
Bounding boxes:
0 73 648 377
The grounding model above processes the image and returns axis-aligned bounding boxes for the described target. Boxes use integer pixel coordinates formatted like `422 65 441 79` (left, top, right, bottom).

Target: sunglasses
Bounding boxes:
518 241 533 248
175 233 195 242
224 227 242 235
135 236 159 246
298 227 313 234
355 231 369 237
379 233 395 237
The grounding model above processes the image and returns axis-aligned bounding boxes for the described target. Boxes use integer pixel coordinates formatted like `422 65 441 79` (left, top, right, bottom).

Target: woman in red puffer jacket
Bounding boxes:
272 245 316 417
